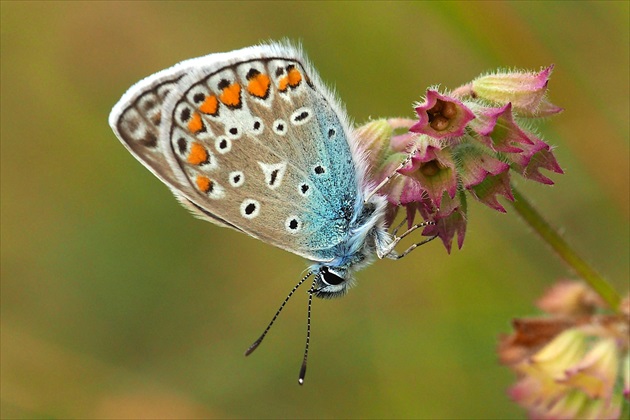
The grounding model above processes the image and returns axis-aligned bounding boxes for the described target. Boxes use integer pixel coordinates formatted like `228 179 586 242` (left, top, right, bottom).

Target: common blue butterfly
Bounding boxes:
109 42 434 383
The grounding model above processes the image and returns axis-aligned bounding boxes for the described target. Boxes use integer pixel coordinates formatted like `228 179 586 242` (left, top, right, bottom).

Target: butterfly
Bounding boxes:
109 41 434 384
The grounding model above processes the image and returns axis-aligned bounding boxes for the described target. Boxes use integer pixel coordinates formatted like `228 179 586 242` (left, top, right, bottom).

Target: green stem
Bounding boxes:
510 185 621 311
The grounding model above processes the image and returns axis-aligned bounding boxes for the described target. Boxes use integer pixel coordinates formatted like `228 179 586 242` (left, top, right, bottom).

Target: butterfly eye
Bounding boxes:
320 267 345 286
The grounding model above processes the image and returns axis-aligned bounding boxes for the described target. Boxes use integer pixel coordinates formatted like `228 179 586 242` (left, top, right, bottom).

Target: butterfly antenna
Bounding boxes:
298 278 318 385
364 148 417 204
244 271 313 356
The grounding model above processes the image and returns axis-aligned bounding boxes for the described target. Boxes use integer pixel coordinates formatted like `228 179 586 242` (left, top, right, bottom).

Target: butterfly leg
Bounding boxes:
378 220 436 259
396 220 435 242
390 216 408 237
389 234 438 260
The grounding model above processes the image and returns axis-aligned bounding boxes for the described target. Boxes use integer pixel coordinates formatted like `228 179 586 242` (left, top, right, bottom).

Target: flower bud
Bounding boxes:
470 66 563 117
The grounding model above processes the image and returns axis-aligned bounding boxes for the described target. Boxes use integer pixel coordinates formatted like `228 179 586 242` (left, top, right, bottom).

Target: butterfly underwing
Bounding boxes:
109 42 395 298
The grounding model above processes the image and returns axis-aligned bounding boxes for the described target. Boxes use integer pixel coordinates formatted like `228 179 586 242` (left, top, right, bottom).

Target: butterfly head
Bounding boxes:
310 266 351 299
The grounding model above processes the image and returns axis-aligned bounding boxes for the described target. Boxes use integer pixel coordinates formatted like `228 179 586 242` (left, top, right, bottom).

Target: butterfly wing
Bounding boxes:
109 57 243 231
109 43 363 262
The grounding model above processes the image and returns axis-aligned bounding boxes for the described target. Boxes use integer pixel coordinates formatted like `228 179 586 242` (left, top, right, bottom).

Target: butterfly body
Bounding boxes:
109 42 392 297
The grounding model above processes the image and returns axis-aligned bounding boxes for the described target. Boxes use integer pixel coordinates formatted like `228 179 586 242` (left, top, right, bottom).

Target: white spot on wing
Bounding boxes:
285 216 302 234
298 182 311 197
258 161 287 190
208 182 225 199
250 117 264 134
215 136 231 154
229 171 245 187
240 199 260 219
272 119 287 136
290 107 312 126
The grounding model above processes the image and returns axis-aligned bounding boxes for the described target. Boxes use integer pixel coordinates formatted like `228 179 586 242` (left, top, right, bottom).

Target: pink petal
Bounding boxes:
396 143 458 208
467 102 512 137
455 142 511 189
507 135 564 185
410 90 475 139
422 192 467 252
475 103 534 153
469 171 514 213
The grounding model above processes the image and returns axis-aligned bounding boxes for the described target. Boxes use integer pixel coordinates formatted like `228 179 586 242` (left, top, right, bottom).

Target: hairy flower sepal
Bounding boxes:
505 134 564 185
353 119 394 169
410 90 475 138
397 138 458 207
452 140 512 212
466 102 533 153
454 66 563 117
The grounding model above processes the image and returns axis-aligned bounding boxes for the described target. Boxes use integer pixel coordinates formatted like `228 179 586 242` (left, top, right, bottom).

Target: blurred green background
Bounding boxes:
2 1 628 418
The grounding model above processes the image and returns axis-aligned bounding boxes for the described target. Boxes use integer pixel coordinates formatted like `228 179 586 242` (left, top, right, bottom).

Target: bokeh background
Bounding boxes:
2 1 628 418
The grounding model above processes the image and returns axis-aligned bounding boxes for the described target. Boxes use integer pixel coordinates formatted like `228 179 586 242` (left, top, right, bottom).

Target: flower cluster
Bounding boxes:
498 281 629 419
355 66 564 251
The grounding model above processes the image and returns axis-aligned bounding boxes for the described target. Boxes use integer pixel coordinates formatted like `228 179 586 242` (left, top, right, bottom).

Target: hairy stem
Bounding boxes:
510 186 621 310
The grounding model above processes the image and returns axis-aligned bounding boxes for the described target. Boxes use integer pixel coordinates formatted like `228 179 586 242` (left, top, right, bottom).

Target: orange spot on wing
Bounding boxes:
219 83 241 108
278 76 289 92
247 73 270 98
195 175 213 193
199 95 219 115
287 67 302 87
278 67 302 92
187 142 208 165
187 111 203 133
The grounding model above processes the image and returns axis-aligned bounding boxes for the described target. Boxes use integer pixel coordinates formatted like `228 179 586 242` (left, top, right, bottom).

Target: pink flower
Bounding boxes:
506 133 565 185
353 64 563 252
468 170 513 213
421 191 467 253
410 90 475 139
499 282 629 419
398 140 458 207
453 141 513 212
466 102 534 153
